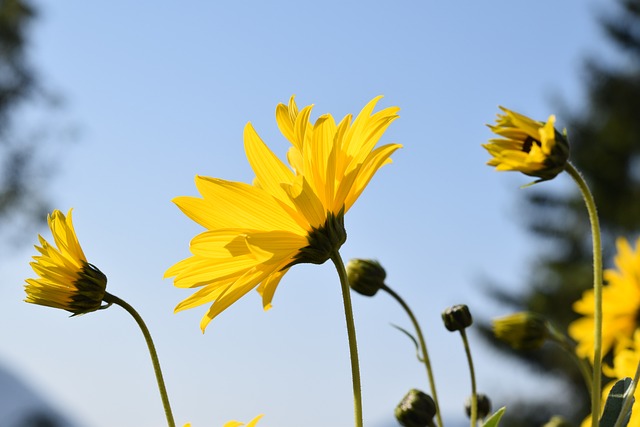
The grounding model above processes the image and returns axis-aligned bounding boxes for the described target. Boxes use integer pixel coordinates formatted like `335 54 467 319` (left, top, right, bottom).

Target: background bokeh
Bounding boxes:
0 1 616 426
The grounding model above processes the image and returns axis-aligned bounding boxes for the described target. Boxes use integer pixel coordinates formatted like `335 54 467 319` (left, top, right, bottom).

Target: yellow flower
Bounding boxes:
483 107 569 182
183 415 264 427
25 209 108 315
166 96 401 331
569 237 640 360
223 415 264 427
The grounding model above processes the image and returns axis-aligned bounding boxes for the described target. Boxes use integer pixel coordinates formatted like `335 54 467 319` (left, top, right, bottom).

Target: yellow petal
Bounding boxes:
244 123 295 206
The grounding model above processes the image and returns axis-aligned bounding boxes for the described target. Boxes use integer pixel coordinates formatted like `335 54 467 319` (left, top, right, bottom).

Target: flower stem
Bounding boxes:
331 251 363 427
547 323 593 395
381 284 443 427
460 329 477 427
565 161 603 427
103 292 176 427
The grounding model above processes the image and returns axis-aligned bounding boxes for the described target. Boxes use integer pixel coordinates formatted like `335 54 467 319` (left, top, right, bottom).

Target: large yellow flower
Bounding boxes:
25 209 108 315
166 96 401 331
483 107 569 182
569 237 640 360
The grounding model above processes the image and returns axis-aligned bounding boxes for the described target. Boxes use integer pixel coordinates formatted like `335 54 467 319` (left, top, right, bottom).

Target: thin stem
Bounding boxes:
460 329 477 427
565 161 603 427
381 284 443 427
547 323 594 395
331 251 364 427
103 292 176 427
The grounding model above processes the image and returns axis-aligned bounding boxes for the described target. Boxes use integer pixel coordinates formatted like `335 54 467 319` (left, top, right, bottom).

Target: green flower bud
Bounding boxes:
442 304 473 331
492 312 549 350
395 389 437 427
346 259 386 297
465 394 492 419
542 416 573 427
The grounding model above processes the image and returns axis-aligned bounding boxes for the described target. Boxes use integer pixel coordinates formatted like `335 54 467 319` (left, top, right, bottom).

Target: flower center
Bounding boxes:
522 136 541 153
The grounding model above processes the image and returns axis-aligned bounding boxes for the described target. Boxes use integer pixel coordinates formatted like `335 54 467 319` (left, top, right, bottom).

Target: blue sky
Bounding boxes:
0 1 615 426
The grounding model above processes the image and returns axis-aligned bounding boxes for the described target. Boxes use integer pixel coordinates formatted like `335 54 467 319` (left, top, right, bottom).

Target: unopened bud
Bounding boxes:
395 389 436 427
465 394 491 419
442 304 473 331
542 416 573 427
346 259 386 297
492 312 549 350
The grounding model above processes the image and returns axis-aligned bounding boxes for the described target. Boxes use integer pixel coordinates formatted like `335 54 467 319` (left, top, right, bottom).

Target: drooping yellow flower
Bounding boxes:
25 209 108 315
483 107 569 183
569 237 640 360
166 96 401 331
183 414 264 427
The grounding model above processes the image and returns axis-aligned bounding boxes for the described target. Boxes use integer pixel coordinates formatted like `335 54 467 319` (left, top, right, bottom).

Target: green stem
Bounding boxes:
331 251 363 427
565 161 603 427
381 284 443 427
547 323 593 395
460 329 477 427
103 292 176 427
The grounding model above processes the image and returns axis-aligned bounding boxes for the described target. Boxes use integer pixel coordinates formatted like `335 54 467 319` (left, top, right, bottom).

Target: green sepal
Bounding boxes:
391 323 424 362
481 407 506 427
600 377 634 427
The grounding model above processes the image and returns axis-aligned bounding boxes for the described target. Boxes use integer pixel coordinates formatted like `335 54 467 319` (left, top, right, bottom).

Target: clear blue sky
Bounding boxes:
0 1 614 426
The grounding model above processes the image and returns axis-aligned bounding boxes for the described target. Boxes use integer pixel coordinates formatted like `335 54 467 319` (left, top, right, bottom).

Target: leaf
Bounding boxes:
600 377 634 427
390 323 423 362
481 407 506 427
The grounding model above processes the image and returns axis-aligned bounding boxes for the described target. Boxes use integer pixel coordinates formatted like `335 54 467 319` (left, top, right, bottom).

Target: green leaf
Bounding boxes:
600 377 634 427
390 323 423 362
481 407 506 427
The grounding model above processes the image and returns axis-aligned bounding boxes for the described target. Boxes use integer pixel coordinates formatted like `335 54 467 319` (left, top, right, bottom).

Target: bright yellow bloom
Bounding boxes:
166 96 401 331
25 209 108 315
483 107 569 182
569 237 640 360
183 415 264 427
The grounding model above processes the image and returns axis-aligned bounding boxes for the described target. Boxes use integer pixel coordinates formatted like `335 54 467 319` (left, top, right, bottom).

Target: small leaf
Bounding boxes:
390 323 423 362
481 407 506 427
600 377 634 427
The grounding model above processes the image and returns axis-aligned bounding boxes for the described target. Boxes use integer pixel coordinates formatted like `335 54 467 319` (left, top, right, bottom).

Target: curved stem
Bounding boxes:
565 161 603 427
381 284 443 427
103 292 176 427
547 323 593 395
331 251 363 427
460 329 477 427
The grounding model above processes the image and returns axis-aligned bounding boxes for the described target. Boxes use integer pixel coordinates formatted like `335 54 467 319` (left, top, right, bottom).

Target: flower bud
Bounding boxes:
542 416 572 427
395 389 437 427
492 312 549 350
442 304 473 331
465 394 491 419
346 259 386 297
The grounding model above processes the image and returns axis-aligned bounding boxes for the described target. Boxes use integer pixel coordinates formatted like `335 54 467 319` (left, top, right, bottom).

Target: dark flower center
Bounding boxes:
522 136 541 153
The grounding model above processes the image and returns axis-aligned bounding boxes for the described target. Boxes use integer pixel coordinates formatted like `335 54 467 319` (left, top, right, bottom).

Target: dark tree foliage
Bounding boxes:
0 0 52 241
486 0 640 425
